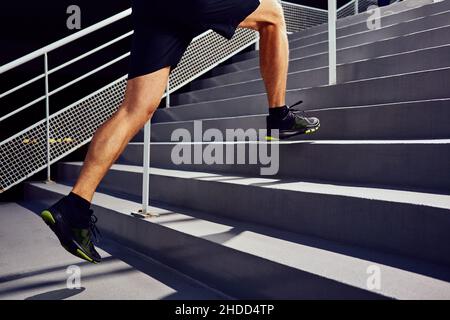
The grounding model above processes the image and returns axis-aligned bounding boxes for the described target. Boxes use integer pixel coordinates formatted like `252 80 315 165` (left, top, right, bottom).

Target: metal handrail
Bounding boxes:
0 38 132 122
0 9 132 74
0 9 134 189
329 0 337 85
338 0 359 14
0 31 133 102
282 1 328 12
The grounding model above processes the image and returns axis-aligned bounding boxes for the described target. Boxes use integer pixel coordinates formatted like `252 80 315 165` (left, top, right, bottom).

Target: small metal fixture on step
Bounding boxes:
132 209 160 219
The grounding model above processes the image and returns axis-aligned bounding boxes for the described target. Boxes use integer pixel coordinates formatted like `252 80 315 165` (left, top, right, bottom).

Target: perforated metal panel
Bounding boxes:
0 78 127 191
169 28 258 92
281 2 328 33
338 1 357 18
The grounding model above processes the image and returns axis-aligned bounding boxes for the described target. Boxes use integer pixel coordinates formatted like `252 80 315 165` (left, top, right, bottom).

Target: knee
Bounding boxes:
259 0 286 31
119 100 157 126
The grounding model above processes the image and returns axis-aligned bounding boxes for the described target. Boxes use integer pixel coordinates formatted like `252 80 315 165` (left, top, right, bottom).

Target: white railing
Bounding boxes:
0 0 376 214
0 9 134 194
329 0 338 85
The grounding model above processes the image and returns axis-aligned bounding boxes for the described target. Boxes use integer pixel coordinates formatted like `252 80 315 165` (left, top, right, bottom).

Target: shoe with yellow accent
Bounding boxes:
41 200 101 264
267 100 320 140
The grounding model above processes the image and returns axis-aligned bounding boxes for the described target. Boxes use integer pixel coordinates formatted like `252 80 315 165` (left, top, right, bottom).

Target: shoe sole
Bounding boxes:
266 123 321 141
41 210 99 264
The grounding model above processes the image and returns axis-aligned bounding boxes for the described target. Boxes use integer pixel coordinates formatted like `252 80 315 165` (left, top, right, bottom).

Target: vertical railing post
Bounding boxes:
132 117 157 218
142 120 151 215
328 0 337 85
44 52 52 183
133 119 157 218
133 100 161 218
166 79 170 108
355 0 359 14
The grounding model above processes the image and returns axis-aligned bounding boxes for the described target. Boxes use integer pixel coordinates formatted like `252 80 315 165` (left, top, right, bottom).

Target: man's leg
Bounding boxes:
238 0 320 138
40 67 170 263
72 67 170 203
238 0 289 108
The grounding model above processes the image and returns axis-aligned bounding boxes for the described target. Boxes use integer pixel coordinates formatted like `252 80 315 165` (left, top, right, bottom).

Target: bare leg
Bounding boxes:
71 1 288 202
238 0 289 108
72 67 170 202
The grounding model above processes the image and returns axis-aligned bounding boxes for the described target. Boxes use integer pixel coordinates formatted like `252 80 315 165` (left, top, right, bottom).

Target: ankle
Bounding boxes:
269 105 289 118
70 188 92 203
65 192 91 212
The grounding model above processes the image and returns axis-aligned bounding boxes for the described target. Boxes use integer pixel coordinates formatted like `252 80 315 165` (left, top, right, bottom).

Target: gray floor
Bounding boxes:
0 202 227 300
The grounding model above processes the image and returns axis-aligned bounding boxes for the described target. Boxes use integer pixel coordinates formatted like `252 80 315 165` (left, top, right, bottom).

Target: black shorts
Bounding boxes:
128 0 261 79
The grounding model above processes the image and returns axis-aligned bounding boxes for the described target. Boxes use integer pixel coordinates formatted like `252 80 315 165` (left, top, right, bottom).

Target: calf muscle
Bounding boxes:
72 67 170 202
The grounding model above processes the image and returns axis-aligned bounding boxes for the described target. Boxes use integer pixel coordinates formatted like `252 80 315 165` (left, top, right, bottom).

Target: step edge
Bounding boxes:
208 23 450 78
57 163 450 210
188 43 450 94
288 0 440 42
170 66 450 109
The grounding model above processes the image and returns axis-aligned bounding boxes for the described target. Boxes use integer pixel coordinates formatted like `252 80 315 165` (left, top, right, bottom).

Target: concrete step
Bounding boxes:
24 181 450 299
285 0 437 43
293 67 450 109
175 44 450 105
288 0 450 47
190 42 450 92
119 139 450 194
140 99 450 143
55 163 450 267
208 8 450 79
227 50 259 64
292 10 450 55
154 68 450 123
203 50 259 79
192 23 450 91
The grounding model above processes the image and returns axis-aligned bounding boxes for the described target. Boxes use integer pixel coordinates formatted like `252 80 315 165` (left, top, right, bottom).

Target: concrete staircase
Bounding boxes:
24 0 450 299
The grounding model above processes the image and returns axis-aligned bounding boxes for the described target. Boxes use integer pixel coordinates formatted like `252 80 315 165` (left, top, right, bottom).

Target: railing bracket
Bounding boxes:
131 209 159 219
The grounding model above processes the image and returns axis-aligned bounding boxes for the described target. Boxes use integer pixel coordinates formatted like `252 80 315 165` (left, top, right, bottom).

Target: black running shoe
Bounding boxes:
267 100 320 140
41 200 102 264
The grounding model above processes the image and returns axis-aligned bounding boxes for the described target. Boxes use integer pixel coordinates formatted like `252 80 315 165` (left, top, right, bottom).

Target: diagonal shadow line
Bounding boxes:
0 266 134 298
25 288 86 300
96 237 230 300
201 227 245 244
0 256 116 285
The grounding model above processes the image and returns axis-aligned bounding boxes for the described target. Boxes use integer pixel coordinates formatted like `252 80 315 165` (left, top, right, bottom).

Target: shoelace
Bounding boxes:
88 209 101 243
288 100 307 118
